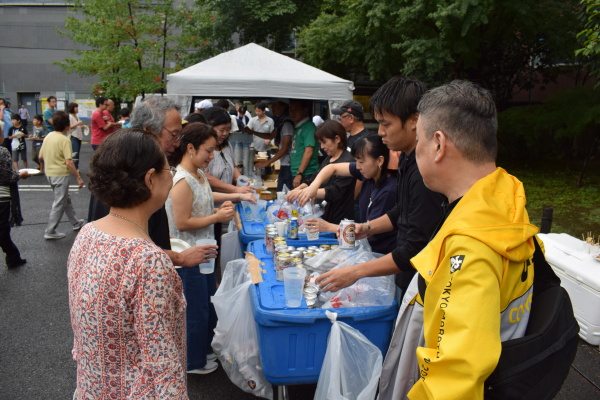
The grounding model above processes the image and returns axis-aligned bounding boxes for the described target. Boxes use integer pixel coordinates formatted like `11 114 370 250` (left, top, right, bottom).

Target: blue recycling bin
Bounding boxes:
236 203 336 252
248 240 398 385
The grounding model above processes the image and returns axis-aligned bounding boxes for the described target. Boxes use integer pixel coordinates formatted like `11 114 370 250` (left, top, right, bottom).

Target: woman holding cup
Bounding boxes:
166 122 254 375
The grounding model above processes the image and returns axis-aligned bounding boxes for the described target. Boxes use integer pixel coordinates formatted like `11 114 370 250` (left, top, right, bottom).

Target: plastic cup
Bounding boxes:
275 221 287 237
305 215 319 240
196 238 217 274
284 267 306 307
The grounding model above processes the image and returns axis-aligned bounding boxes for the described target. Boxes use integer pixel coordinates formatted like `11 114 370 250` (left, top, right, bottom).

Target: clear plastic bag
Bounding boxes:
304 239 395 308
314 311 383 400
211 260 273 399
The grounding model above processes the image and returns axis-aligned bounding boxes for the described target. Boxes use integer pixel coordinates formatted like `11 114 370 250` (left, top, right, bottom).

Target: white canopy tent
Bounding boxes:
166 43 354 102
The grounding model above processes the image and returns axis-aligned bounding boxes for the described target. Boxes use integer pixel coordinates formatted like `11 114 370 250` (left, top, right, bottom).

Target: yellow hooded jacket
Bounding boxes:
407 168 539 399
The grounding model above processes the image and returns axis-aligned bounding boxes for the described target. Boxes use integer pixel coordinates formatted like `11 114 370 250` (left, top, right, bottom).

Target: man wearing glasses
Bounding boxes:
331 99 370 152
88 96 214 268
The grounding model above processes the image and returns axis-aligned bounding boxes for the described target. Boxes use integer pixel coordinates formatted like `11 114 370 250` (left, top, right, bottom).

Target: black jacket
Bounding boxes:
386 150 446 289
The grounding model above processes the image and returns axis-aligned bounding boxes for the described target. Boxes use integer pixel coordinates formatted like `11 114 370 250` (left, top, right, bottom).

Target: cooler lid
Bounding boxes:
539 233 600 292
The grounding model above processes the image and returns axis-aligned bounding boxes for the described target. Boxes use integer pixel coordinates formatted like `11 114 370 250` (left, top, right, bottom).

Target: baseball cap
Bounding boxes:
195 99 213 110
331 100 364 119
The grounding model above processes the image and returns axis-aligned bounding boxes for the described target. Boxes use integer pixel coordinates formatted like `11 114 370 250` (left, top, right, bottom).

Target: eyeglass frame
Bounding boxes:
162 125 184 141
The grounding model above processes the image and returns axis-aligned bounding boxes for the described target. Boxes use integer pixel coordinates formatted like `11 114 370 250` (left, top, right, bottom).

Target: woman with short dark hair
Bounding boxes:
68 129 187 399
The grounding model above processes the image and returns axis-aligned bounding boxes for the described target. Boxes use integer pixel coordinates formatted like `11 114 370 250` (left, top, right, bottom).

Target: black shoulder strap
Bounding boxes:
417 236 558 302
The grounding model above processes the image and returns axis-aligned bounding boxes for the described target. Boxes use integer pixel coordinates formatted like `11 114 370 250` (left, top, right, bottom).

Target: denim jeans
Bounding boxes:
46 176 79 234
277 165 293 191
176 267 218 370
70 136 81 170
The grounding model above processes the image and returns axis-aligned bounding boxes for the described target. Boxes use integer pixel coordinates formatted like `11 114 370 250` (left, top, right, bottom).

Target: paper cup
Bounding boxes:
196 238 217 274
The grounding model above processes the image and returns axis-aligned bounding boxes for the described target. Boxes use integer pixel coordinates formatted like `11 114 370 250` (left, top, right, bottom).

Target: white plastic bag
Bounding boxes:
314 311 383 400
211 261 273 399
220 231 243 273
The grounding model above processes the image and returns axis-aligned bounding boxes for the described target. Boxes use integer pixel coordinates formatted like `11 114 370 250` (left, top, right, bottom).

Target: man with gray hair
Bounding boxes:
378 81 538 399
89 95 216 267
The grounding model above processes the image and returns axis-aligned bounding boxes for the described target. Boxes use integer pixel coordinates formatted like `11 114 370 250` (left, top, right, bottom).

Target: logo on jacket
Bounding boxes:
450 255 465 273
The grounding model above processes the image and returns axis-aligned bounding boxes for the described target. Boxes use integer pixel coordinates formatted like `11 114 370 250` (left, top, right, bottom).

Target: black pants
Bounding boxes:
0 198 22 266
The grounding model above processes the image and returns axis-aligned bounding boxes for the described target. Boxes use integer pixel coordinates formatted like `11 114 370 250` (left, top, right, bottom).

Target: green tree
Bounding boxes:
299 0 585 105
576 0 600 85
58 0 185 101
177 0 322 66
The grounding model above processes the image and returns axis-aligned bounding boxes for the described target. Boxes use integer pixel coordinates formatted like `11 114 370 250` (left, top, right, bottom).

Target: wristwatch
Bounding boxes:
296 170 303 176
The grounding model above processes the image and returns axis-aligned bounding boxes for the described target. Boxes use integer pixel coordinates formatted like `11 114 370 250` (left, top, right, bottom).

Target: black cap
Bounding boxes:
331 100 364 119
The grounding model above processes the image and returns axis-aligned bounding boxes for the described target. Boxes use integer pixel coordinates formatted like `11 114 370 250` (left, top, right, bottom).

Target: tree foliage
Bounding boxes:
576 0 600 84
299 0 585 105
58 0 185 101
177 0 322 66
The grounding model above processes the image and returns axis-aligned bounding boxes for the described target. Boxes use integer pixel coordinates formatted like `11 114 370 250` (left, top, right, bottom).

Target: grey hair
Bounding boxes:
417 80 498 164
130 96 181 136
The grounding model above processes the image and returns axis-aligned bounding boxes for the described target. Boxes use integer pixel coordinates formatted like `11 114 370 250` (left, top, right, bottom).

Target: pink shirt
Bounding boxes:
68 224 188 399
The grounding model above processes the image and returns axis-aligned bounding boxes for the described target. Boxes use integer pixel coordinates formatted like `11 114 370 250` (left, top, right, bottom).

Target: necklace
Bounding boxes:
109 212 147 233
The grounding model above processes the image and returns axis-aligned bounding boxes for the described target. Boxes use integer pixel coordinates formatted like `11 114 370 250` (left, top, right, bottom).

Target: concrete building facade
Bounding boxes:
0 1 97 117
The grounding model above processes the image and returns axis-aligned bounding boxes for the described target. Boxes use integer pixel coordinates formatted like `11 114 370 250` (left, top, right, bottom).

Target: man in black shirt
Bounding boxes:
316 77 445 295
331 99 370 152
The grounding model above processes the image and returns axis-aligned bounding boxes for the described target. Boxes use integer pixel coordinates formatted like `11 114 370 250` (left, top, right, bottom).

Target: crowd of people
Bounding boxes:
1 76 547 399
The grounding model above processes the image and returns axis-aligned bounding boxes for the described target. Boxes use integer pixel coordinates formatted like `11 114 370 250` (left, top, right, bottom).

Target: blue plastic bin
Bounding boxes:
236 203 336 251
248 240 398 385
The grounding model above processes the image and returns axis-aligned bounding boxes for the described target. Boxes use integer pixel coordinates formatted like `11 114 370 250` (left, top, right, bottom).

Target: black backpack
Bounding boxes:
484 238 580 399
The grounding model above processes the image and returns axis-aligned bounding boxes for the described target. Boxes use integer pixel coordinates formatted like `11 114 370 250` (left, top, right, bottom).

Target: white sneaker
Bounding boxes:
44 232 66 240
207 353 217 361
188 360 218 375
73 219 86 231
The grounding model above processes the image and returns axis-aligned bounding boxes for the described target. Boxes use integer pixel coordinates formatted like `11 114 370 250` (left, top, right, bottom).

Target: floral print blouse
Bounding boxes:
68 224 188 399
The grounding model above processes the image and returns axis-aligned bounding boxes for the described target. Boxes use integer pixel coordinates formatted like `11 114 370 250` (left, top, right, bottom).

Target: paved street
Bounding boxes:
0 140 598 399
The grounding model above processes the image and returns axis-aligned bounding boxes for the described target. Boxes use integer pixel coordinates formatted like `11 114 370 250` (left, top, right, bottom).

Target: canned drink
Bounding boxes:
290 251 302 260
306 299 317 308
304 292 317 301
331 244 339 249
308 246 319 251
288 217 299 239
304 251 316 259
304 285 318 295
274 236 286 243
274 244 288 259
339 219 356 249
296 247 307 253
319 244 331 251
276 253 293 281
266 231 277 255
286 246 296 253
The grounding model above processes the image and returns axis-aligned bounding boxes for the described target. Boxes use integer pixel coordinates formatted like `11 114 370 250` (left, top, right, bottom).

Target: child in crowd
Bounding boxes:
8 115 28 171
119 108 131 128
31 115 45 173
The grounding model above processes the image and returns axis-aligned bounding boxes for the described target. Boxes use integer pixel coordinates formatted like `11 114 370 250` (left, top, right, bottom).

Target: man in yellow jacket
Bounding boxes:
378 80 539 399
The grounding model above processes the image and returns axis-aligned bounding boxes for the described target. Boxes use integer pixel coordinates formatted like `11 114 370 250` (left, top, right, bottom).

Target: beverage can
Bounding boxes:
266 231 277 255
290 251 302 260
288 217 299 239
319 244 331 251
339 219 356 249
276 253 293 281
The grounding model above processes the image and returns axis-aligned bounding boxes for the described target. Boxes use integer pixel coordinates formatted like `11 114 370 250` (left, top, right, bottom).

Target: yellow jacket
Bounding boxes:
408 168 539 399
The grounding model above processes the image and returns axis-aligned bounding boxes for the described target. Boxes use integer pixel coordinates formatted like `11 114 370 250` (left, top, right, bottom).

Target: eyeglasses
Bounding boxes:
340 113 352 119
163 166 177 175
163 125 184 141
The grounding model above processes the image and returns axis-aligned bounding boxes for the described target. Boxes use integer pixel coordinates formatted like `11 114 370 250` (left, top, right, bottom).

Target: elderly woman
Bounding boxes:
166 122 255 375
68 129 187 399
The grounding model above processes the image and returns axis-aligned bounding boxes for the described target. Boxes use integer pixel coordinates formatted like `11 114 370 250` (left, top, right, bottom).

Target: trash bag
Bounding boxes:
314 311 383 400
304 239 395 308
220 231 243 273
211 264 273 399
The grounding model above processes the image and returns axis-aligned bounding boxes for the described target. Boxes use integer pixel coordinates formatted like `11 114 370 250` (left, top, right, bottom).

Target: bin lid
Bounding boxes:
538 233 600 292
